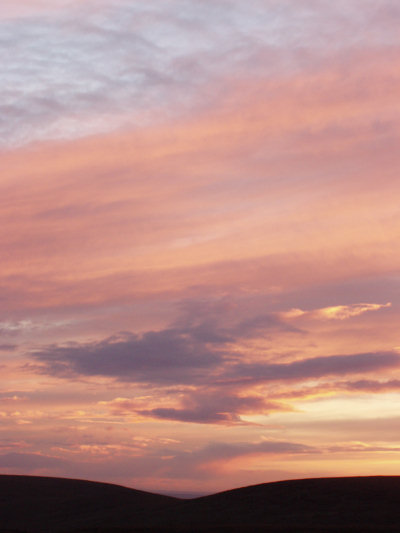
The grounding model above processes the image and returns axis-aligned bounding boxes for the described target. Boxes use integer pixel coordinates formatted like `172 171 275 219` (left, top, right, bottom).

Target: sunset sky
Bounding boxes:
1 0 400 495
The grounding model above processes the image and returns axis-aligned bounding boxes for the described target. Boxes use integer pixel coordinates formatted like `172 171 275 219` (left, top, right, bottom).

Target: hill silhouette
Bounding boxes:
0 475 177 532
1 475 400 532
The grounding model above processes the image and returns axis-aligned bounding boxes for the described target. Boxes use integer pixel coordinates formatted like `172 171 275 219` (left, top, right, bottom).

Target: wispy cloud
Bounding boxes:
226 352 400 384
2 0 400 148
282 303 392 321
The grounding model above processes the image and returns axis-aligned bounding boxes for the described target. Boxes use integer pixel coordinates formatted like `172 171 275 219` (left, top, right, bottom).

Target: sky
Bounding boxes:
1 0 400 495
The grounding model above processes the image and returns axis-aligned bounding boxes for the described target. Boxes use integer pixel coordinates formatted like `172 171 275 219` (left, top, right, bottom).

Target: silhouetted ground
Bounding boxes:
1 475 400 532
0 475 177 532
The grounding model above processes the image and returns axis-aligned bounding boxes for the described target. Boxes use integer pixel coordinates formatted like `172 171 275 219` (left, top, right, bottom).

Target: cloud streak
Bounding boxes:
32 326 399 386
31 329 225 384
2 0 400 149
227 352 400 384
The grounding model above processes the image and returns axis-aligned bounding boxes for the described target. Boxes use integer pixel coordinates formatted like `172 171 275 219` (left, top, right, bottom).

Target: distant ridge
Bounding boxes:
1 474 400 532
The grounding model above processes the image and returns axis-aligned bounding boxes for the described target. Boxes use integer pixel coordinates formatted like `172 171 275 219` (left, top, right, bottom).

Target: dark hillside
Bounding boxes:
0 475 178 532
177 476 400 530
1 475 400 532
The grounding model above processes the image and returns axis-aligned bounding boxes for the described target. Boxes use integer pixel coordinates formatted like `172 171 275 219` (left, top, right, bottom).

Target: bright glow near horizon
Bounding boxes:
1 0 400 494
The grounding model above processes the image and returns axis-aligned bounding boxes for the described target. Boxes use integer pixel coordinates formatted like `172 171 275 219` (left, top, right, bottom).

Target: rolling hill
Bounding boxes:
0 475 177 532
1 475 400 532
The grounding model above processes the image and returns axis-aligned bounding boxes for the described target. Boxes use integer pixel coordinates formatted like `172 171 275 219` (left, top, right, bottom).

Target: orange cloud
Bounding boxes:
281 302 392 321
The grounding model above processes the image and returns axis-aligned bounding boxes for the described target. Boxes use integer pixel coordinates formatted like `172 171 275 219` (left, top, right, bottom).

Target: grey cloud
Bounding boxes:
31 329 226 384
227 352 400 384
344 379 400 393
141 407 237 425
139 390 284 425
31 323 399 390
